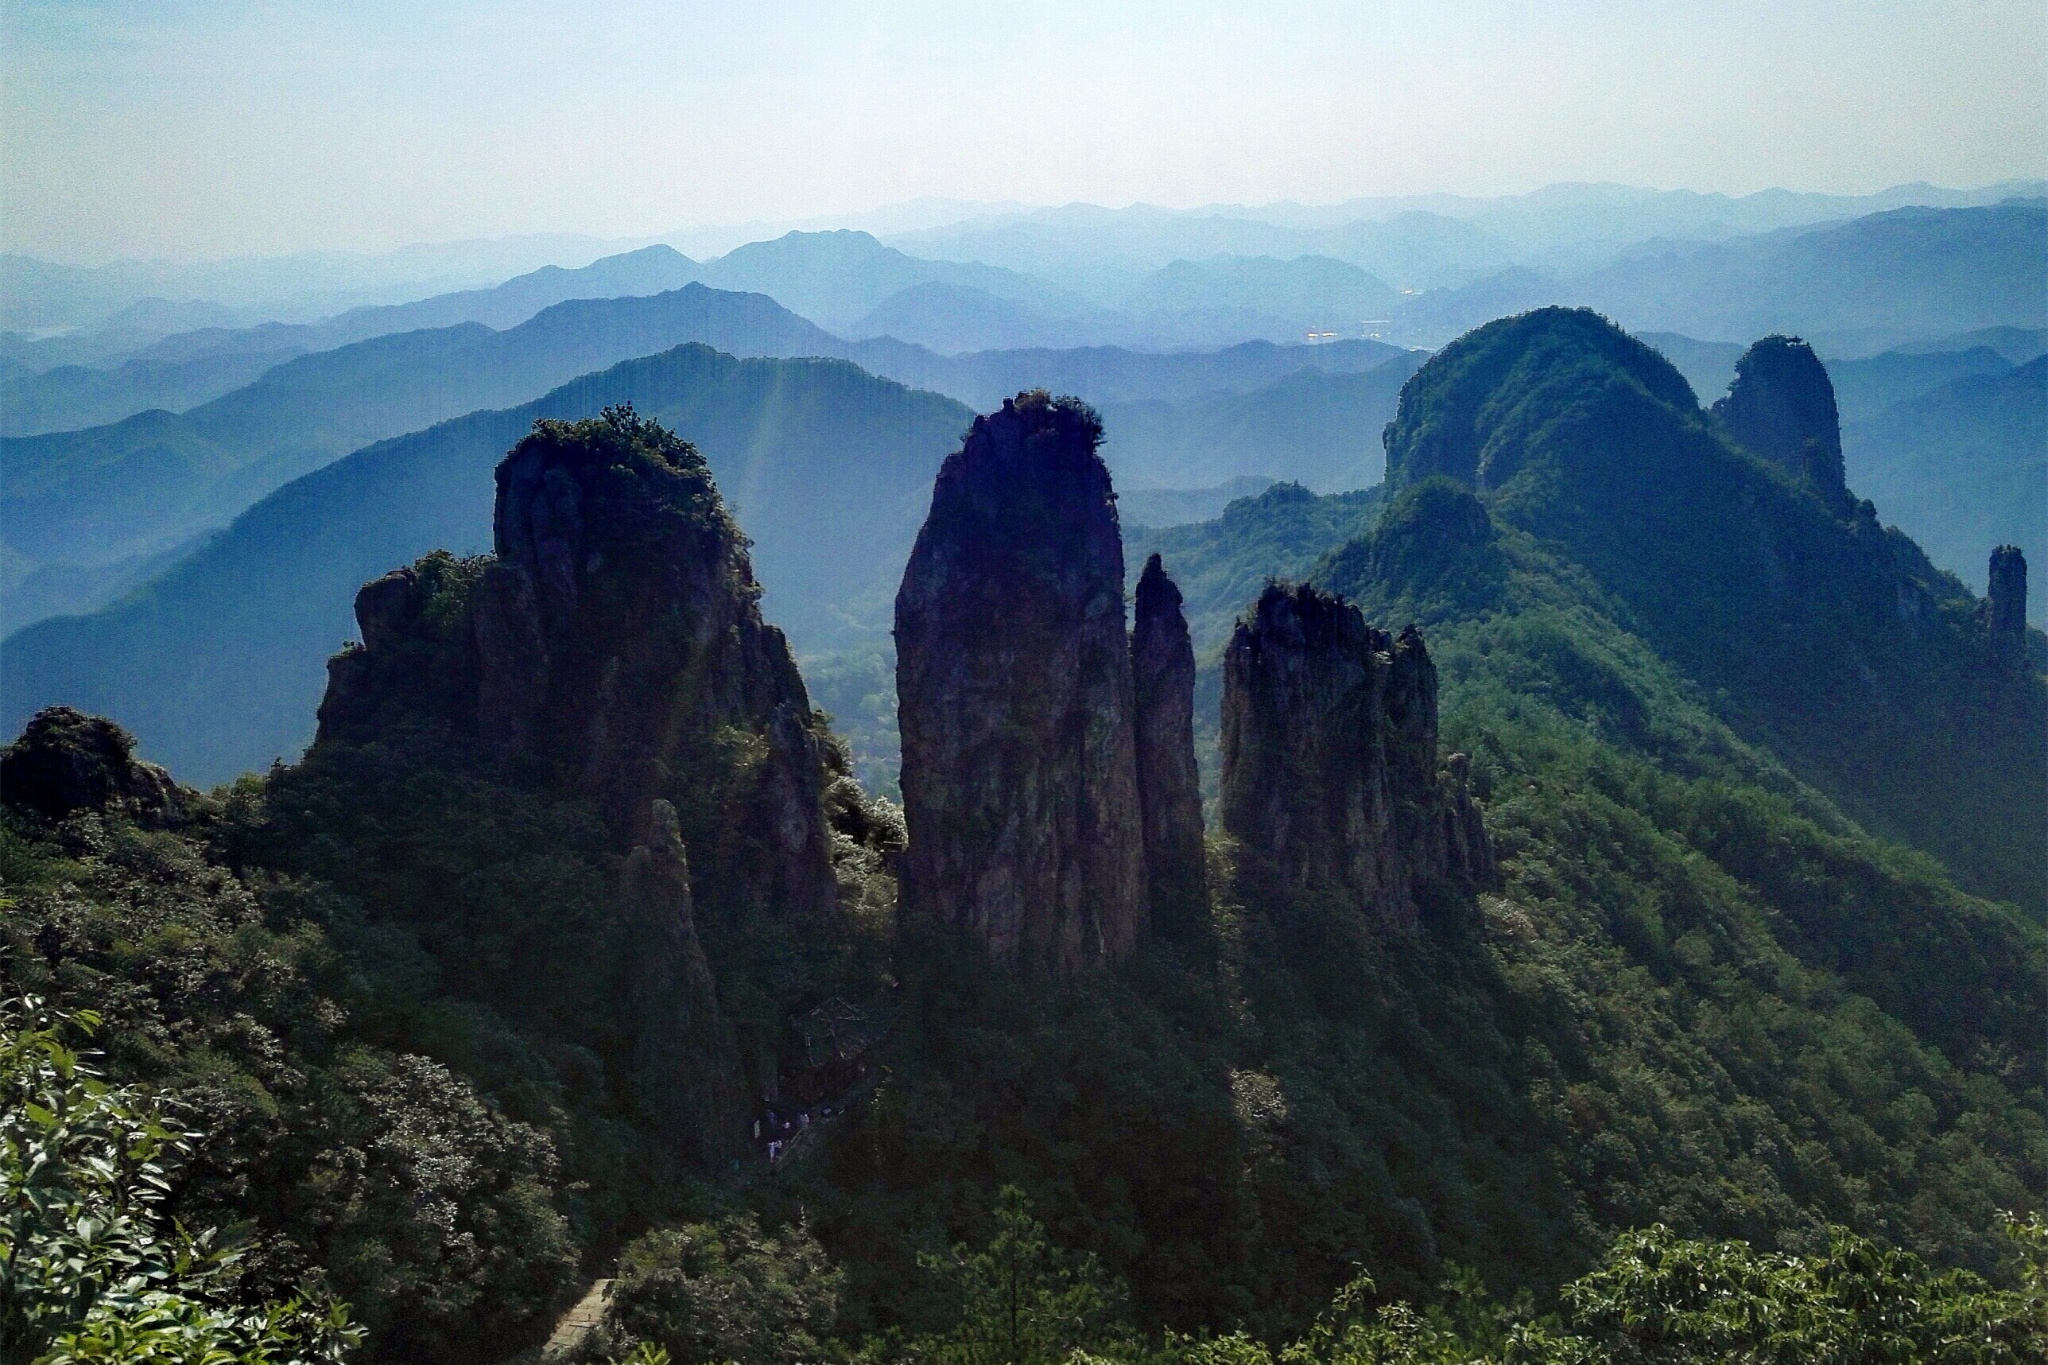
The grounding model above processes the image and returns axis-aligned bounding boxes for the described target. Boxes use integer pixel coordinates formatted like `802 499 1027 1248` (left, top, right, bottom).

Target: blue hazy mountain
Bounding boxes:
0 345 971 784
0 245 706 435
847 281 1116 352
0 286 840 611
1098 352 1425 491
1846 356 2047 622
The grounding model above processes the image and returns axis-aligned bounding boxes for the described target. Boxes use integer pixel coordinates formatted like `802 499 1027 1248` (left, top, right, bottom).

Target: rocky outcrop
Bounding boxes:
1712 336 1848 505
470 412 833 916
320 410 838 918
619 798 744 1161
1219 585 1492 930
895 391 1148 975
312 408 852 1166
1132 554 1207 941
1987 545 2029 665
0 706 184 826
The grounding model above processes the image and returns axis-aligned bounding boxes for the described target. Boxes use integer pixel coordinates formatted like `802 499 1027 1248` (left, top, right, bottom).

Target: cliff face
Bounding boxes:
470 411 835 919
619 798 744 1162
895 392 1148 975
1712 335 1847 504
321 410 839 918
1220 584 1492 930
312 406 854 1160
1132 554 1207 941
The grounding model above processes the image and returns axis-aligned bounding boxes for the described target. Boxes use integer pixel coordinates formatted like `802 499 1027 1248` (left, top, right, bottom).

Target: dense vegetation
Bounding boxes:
2 308 2042 1361
2 998 362 1363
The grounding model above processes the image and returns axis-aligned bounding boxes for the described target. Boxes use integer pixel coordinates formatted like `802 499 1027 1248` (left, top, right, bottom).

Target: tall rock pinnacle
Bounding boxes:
319 406 839 919
1712 336 1848 505
895 391 1147 975
1132 554 1207 941
313 405 850 1163
1987 545 2028 665
1220 584 1492 931
1220 584 1410 927
469 407 837 915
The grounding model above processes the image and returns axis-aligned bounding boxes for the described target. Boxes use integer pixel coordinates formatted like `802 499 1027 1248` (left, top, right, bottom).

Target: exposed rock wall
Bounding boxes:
1132 554 1207 941
312 408 848 1165
895 392 1147 975
1712 336 1848 505
321 409 839 918
1987 545 2029 665
1220 583 1410 926
1219 584 1493 930
471 414 833 917
619 798 744 1161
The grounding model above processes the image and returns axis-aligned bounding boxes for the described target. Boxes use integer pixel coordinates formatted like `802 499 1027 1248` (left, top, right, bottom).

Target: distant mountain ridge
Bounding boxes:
0 345 972 784
0 285 841 587
0 245 708 434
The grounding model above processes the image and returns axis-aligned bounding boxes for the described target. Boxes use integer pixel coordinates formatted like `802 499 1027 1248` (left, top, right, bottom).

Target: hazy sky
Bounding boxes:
5 0 2044 263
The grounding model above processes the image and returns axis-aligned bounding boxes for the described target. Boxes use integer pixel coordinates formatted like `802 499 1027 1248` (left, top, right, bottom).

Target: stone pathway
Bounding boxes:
542 1277 614 1358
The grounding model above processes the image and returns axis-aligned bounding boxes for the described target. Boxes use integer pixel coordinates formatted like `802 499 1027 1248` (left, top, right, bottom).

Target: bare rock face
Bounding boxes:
620 798 744 1161
895 391 1147 975
1712 336 1848 505
0 706 183 826
1132 554 1207 940
312 409 846 1168
1987 545 2028 665
1220 584 1409 926
469 408 837 916
1438 753 1498 888
1220 585 1493 930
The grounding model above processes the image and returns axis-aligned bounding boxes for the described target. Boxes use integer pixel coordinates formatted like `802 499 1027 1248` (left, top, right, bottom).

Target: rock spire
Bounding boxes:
894 391 1148 975
1987 545 2028 665
1132 553 1207 941
1712 336 1847 505
1219 584 1492 930
313 406 855 1163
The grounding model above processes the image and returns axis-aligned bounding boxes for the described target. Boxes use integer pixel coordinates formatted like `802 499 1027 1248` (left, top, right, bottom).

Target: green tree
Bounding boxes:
0 994 360 1363
1558 1220 2048 1364
917 1186 1128 1365
596 1213 843 1365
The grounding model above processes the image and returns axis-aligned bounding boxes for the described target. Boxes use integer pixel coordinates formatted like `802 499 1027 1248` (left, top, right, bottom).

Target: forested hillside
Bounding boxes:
3 308 2041 1363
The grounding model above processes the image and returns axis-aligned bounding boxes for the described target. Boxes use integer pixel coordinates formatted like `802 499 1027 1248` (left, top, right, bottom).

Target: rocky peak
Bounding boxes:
1132 553 1207 941
1219 584 1492 931
319 407 838 919
0 706 184 827
1712 336 1848 504
1987 545 2028 664
895 391 1148 975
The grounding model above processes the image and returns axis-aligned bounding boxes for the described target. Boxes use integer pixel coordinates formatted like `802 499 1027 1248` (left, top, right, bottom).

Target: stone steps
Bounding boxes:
541 1277 614 1358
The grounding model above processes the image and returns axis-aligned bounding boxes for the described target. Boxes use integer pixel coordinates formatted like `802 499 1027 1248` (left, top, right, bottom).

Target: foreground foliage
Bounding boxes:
0 997 360 1364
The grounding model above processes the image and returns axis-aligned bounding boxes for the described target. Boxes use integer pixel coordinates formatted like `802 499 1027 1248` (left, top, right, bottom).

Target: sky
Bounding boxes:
4 0 2044 263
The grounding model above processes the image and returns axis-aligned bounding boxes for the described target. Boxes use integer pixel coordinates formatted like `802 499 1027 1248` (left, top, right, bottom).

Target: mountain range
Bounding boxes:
0 346 969 784
4 298 2038 1361
0 285 843 626
0 273 1409 634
